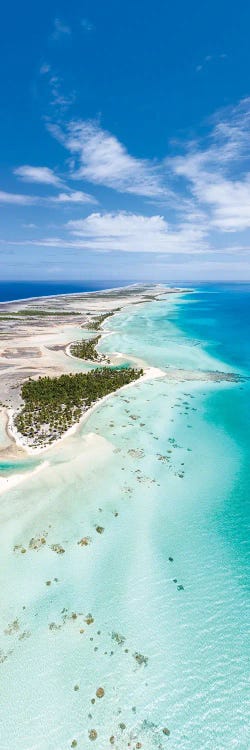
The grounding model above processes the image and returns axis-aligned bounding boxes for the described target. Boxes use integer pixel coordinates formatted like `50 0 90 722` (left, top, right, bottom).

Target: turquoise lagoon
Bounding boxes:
0 285 249 749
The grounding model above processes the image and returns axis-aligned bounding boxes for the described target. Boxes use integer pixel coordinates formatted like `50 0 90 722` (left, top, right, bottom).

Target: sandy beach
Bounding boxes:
0 284 248 750
0 284 170 461
0 283 242 466
0 460 49 496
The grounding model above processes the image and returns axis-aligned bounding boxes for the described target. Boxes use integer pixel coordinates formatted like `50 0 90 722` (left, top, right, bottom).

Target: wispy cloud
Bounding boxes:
195 53 227 72
0 188 96 208
5 96 250 270
0 191 37 205
81 18 95 32
14 165 62 187
40 62 51 75
52 190 97 205
51 18 71 41
191 177 250 231
169 98 250 231
14 166 97 204
49 75 76 112
50 120 169 199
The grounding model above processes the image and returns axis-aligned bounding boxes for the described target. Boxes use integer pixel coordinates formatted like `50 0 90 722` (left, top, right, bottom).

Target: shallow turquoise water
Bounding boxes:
0 287 249 749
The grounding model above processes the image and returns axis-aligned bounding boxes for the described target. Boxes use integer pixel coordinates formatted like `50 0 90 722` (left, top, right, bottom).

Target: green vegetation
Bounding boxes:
17 309 80 316
15 367 143 446
70 336 102 361
72 311 121 359
0 309 81 318
86 309 120 330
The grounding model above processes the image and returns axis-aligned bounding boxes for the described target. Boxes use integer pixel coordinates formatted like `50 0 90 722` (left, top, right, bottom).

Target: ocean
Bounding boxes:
0 280 134 303
0 283 249 749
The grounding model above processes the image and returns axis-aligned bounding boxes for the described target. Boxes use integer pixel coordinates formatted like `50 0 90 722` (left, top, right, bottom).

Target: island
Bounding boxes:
14 366 143 448
0 284 170 458
70 336 104 362
0 283 242 462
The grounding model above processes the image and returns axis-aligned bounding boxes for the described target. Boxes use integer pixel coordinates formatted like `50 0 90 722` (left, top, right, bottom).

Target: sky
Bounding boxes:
1 0 250 281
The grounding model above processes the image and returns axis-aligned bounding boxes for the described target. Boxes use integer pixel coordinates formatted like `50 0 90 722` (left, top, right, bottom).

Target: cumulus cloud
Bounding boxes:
7 96 250 267
48 99 250 233
65 211 206 253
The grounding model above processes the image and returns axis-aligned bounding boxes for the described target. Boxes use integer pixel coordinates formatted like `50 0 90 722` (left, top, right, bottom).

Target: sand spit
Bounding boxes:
0 284 172 462
0 432 112 505
0 460 49 496
0 282 242 468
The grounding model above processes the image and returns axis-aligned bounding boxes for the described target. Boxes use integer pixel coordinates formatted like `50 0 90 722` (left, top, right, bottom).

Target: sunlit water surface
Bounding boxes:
0 285 249 750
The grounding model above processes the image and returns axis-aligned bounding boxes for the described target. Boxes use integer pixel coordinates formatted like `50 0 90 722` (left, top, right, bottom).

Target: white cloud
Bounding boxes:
169 98 250 232
65 211 206 253
51 18 71 40
195 53 227 73
81 18 94 32
0 189 95 209
7 210 206 254
194 177 250 231
0 191 37 205
49 75 75 112
14 165 62 187
40 63 51 75
52 190 97 205
5 96 250 271
51 120 169 199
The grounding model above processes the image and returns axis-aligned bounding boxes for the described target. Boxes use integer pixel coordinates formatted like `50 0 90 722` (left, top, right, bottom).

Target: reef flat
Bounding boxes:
14 367 143 449
0 284 168 457
0 284 249 750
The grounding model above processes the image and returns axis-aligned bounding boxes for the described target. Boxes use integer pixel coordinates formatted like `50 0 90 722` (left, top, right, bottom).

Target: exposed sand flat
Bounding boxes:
0 282 181 312
0 283 241 468
0 284 168 409
4 365 165 458
0 433 112 511
0 284 171 461
0 460 49 496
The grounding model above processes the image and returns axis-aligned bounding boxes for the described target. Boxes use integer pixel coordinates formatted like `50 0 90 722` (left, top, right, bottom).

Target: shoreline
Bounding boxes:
5 364 165 458
0 284 171 462
3 359 241 462
0 282 248 750
0 283 241 468
0 281 167 307
0 459 49 496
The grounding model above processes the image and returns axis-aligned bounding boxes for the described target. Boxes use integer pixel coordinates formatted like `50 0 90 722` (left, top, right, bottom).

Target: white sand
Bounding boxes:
0 460 49 496
5 365 165 459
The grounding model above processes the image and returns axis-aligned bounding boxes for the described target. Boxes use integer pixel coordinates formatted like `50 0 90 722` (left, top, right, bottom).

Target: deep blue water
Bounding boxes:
0 280 134 302
1 280 250 373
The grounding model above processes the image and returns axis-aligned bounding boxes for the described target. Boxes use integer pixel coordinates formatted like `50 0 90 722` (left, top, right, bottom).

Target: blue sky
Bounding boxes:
1 0 250 280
